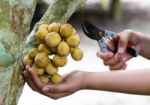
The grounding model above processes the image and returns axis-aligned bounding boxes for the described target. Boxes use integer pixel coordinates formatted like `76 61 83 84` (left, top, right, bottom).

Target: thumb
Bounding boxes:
42 83 69 93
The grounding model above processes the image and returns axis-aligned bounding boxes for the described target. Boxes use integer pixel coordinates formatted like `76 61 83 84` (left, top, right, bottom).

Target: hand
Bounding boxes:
97 29 140 70
23 65 85 99
42 70 85 96
23 65 71 99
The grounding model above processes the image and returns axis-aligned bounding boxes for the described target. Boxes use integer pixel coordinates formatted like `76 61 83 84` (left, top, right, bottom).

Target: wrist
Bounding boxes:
135 31 150 57
129 30 143 56
81 71 91 89
82 72 101 90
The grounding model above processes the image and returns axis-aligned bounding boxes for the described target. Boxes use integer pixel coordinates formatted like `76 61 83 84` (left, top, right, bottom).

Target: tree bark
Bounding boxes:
0 1 37 105
0 0 86 105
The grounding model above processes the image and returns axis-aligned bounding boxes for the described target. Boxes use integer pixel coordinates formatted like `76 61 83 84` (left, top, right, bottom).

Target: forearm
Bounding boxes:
83 69 150 95
137 32 150 59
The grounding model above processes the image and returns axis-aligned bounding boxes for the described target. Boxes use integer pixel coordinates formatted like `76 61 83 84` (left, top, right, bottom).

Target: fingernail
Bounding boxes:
23 71 27 77
26 65 30 69
19 75 24 81
118 47 124 54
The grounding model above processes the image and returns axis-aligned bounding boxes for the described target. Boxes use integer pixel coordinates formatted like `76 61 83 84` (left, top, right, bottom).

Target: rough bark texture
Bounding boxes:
0 0 37 105
0 0 86 105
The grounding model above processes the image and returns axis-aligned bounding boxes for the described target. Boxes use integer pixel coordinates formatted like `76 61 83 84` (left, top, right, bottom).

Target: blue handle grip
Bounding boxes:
97 39 108 52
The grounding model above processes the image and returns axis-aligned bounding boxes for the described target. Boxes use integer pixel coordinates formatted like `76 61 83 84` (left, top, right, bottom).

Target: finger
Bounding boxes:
27 67 44 90
42 83 70 93
97 50 114 61
117 31 132 55
44 92 71 100
23 71 39 92
105 38 116 52
121 63 127 70
117 51 132 63
109 61 126 70
103 54 121 66
26 65 30 70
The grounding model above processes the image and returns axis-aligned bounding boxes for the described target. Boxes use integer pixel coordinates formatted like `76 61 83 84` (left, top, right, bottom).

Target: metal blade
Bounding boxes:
81 20 105 40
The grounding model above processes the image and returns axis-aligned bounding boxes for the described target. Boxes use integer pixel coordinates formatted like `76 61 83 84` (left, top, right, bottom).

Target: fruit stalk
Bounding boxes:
25 0 86 50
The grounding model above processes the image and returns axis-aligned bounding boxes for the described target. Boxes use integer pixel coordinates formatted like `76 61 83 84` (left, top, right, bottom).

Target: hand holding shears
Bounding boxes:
81 20 139 70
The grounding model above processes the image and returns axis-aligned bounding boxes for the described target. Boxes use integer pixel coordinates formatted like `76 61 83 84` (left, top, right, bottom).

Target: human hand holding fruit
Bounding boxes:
23 65 84 99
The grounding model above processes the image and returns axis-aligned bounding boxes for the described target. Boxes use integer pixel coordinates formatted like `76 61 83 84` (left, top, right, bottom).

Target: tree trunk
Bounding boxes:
110 0 121 22
0 1 37 105
0 0 86 105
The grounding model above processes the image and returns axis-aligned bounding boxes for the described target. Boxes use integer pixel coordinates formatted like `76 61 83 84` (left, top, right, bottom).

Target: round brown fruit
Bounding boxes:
45 32 61 48
57 41 70 56
71 48 83 61
50 73 62 84
60 23 73 37
35 28 48 42
48 23 61 33
52 55 67 67
38 43 52 55
45 61 58 75
32 63 44 75
39 74 50 84
34 52 49 68
38 24 49 30
23 55 33 66
66 34 80 47
28 48 39 59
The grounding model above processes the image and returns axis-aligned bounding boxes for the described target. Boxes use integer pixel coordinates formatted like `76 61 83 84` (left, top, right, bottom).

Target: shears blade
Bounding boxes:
81 20 105 40
81 20 138 57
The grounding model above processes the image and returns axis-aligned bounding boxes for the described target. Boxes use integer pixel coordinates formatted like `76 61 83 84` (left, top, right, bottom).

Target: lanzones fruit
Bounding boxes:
23 23 84 84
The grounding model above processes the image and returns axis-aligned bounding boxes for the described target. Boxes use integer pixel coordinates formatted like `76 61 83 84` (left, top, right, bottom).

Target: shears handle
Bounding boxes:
98 30 138 57
97 39 109 53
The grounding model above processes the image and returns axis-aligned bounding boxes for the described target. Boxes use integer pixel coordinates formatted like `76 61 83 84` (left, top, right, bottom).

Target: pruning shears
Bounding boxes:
81 20 138 57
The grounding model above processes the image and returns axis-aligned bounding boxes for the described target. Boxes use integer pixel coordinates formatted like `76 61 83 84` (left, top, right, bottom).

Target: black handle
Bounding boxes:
126 47 138 57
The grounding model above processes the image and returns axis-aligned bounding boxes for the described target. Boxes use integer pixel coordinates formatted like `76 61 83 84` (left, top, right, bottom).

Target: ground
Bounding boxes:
18 0 150 105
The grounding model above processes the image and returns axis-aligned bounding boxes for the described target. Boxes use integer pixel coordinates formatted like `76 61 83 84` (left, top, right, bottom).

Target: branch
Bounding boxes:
25 0 86 50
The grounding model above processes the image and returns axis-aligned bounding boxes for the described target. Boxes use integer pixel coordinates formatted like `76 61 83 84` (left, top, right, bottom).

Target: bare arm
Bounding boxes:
138 32 150 59
84 69 150 95
24 66 150 99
